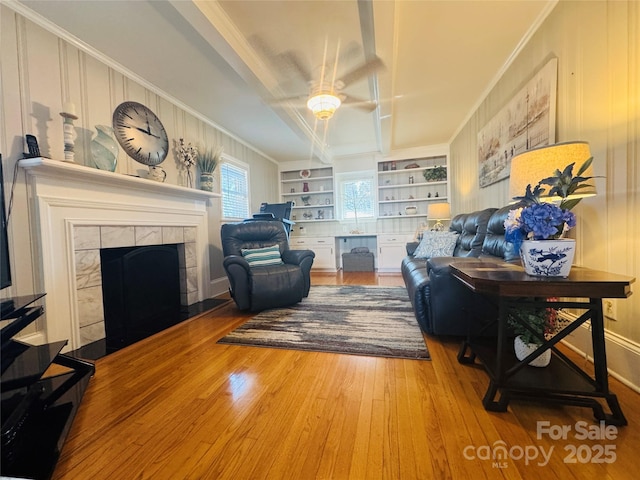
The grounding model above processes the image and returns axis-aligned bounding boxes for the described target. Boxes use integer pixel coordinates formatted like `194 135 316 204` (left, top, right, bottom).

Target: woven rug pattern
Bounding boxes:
218 285 429 360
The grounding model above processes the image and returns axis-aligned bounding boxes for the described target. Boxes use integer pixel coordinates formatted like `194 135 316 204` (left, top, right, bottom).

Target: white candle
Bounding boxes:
62 101 76 116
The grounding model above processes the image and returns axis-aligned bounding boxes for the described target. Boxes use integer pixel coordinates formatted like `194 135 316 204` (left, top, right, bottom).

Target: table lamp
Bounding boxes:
508 141 596 202
427 202 451 231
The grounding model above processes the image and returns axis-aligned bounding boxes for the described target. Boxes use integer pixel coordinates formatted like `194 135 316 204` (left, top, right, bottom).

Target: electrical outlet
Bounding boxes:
604 299 617 320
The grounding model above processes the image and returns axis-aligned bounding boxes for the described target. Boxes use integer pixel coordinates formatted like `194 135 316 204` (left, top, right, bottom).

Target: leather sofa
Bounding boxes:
401 204 521 336
221 220 315 312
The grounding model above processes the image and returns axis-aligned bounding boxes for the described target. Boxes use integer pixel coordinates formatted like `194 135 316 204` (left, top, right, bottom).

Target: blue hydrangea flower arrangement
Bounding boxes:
504 192 576 254
504 156 596 254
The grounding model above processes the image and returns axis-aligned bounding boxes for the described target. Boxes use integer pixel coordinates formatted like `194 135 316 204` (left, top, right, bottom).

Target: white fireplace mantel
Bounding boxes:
19 157 219 200
20 157 220 351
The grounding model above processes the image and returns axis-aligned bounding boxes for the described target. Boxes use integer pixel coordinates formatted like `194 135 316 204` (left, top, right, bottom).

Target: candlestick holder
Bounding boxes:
60 102 78 162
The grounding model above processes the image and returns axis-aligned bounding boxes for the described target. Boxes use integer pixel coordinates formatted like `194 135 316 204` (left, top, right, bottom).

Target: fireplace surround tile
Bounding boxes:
75 249 101 288
135 226 162 246
77 285 104 328
74 226 101 250
101 226 135 248
162 226 184 244
184 242 197 268
184 227 197 243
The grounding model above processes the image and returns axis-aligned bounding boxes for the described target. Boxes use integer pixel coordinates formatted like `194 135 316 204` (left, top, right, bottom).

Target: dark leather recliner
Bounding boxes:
221 220 315 312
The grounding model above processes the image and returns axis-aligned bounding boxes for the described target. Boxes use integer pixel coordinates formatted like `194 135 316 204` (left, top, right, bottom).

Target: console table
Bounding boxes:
1 294 95 479
451 260 634 426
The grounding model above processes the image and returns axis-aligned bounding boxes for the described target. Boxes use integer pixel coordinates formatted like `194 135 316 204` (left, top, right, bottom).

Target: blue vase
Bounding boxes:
91 125 118 171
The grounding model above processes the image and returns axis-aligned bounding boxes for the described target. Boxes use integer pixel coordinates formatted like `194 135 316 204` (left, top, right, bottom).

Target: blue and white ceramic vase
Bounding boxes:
520 239 576 277
90 125 118 171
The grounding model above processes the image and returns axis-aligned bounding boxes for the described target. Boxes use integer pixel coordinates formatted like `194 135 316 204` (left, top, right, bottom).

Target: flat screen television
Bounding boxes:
1 154 11 291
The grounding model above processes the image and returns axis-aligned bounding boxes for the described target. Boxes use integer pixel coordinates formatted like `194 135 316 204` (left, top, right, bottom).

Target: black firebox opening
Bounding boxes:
101 244 181 353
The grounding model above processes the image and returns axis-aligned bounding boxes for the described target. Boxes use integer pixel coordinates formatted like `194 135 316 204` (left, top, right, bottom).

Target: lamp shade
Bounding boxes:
427 202 451 220
508 141 596 202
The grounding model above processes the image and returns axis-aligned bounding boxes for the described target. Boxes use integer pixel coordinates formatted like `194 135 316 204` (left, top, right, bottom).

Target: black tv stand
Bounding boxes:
1 294 95 480
1 298 15 317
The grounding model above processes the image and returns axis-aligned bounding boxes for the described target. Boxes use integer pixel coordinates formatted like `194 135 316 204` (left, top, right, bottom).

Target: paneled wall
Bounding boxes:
450 1 639 344
0 5 279 304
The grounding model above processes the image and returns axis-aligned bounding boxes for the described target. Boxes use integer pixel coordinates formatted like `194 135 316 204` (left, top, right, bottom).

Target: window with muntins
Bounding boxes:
221 160 250 219
337 172 375 221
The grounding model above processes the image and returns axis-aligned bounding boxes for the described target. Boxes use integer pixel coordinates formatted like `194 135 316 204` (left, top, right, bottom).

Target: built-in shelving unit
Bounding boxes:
280 166 335 223
377 155 448 219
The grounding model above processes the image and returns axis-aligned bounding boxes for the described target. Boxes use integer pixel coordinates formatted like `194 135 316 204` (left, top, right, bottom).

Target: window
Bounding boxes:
337 171 375 221
220 160 250 219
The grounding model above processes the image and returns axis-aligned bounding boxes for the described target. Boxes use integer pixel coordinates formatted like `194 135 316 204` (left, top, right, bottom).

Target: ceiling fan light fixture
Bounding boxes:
307 93 342 120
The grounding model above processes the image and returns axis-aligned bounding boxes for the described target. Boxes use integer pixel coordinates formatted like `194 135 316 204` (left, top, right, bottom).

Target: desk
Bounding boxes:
451 260 634 425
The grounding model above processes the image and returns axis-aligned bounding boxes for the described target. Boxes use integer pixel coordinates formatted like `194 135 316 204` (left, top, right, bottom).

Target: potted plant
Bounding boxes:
508 302 559 367
197 146 222 192
423 165 447 182
504 157 596 277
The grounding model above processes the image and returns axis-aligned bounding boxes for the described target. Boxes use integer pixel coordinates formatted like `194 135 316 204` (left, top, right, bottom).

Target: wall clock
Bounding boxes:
112 101 169 166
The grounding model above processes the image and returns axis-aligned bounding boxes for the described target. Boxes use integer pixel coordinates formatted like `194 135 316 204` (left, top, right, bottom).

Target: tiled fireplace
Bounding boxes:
74 224 197 346
20 158 219 352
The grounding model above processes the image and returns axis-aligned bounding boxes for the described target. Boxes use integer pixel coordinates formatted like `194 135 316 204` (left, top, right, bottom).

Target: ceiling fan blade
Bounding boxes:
337 56 384 88
341 95 378 113
269 94 308 107
248 36 311 89
337 41 362 65
278 50 312 84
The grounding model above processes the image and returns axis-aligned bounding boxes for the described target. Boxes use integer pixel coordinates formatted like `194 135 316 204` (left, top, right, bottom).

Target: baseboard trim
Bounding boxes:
562 322 640 394
210 277 230 298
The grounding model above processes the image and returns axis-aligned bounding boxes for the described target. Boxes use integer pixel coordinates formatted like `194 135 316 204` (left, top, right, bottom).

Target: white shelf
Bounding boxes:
378 167 428 175
283 190 333 196
379 196 447 204
293 204 334 209
378 181 446 189
376 155 448 220
281 175 333 183
380 214 429 219
294 218 337 223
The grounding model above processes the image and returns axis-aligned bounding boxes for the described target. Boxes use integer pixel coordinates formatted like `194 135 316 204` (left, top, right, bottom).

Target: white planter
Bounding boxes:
520 239 576 277
514 335 551 367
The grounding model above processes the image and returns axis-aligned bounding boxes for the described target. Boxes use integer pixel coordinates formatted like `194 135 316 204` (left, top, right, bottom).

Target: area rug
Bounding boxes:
217 285 429 360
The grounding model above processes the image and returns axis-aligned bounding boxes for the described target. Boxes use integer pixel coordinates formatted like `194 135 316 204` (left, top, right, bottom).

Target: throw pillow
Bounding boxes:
413 231 459 259
241 244 283 266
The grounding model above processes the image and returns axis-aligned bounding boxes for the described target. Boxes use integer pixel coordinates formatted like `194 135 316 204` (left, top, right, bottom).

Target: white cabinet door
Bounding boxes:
289 236 336 271
378 234 412 272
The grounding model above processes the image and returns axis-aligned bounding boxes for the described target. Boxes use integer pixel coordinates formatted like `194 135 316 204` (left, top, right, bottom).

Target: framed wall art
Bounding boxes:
477 58 558 188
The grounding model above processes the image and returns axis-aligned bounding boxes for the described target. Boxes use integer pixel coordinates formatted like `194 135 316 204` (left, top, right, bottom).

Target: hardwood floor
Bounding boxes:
53 272 640 479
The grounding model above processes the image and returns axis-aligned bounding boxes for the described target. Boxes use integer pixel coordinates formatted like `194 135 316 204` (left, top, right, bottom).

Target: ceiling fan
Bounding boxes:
255 39 384 121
